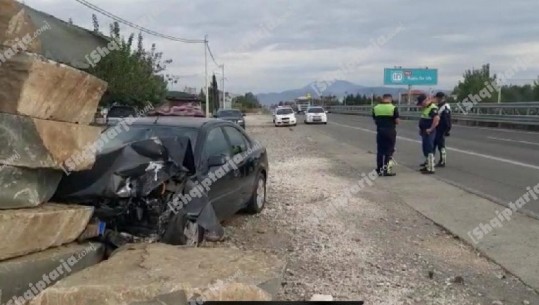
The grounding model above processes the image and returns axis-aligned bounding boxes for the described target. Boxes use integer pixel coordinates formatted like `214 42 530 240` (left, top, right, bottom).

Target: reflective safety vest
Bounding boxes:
421 103 438 118
373 103 396 117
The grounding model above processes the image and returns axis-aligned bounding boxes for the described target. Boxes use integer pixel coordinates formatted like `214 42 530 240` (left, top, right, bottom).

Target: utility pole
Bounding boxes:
204 35 210 118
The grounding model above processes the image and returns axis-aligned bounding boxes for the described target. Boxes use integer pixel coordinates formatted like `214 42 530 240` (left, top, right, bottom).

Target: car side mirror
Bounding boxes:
208 154 227 167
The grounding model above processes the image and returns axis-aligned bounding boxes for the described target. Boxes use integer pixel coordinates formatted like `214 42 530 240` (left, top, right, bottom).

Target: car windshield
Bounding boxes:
307 108 324 113
217 110 242 118
100 125 199 154
276 109 294 115
108 106 137 118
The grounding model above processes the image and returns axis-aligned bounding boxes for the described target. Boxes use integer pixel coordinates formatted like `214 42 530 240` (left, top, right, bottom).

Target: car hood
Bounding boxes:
53 136 195 202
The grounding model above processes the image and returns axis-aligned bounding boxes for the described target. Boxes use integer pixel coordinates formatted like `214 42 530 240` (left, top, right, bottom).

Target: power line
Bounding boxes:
74 0 205 44
206 42 221 68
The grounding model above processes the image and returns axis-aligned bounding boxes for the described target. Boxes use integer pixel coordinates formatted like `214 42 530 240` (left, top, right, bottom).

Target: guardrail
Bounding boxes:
326 102 539 126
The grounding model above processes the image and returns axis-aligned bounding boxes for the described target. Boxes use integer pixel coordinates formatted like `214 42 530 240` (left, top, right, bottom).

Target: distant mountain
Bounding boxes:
256 80 449 105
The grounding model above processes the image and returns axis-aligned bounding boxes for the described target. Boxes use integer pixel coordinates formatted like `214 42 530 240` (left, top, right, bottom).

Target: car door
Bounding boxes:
198 126 237 220
222 126 254 209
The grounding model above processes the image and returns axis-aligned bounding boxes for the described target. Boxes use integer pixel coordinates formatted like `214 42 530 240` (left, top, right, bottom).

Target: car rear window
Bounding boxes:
217 110 242 117
108 106 137 118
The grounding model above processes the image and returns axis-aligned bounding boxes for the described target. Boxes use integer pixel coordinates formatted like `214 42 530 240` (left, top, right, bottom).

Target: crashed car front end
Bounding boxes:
53 136 223 249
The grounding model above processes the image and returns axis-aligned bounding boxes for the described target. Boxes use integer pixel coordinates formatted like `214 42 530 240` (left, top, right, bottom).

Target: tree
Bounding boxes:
86 16 171 107
210 74 219 112
68 18 73 25
233 92 261 111
453 64 498 103
92 14 100 33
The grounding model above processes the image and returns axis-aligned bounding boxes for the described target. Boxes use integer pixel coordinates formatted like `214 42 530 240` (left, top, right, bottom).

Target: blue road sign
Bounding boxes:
384 68 438 86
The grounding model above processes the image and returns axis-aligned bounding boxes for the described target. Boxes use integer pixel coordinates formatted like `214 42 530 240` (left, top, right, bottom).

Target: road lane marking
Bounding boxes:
329 121 539 171
487 136 539 147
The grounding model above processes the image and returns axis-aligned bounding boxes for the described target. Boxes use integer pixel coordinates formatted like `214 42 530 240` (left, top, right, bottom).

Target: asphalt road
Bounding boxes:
306 113 539 218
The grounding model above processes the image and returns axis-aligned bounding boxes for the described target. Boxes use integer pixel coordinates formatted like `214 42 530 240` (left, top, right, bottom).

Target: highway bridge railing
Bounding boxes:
326 102 539 127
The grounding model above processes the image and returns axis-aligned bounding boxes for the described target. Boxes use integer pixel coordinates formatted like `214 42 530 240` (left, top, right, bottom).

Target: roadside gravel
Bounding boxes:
208 115 539 305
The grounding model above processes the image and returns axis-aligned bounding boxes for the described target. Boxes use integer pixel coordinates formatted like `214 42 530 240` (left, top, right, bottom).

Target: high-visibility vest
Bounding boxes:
373 103 396 117
421 103 438 118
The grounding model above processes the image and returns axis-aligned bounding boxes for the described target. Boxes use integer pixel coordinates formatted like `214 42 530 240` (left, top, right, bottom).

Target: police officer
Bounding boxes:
417 94 440 174
372 94 400 176
433 92 452 167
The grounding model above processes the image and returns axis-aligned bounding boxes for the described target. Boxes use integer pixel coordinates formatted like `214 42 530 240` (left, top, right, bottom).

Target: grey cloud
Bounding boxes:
24 0 539 94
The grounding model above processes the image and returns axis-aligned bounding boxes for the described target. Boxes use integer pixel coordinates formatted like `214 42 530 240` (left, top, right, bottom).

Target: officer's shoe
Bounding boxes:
435 161 446 168
420 167 435 174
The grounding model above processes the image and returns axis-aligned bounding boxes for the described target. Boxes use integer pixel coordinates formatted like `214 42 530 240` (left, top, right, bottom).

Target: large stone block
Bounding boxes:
0 165 62 209
30 244 285 305
0 113 102 170
0 0 111 69
0 204 94 261
0 242 105 305
0 50 107 124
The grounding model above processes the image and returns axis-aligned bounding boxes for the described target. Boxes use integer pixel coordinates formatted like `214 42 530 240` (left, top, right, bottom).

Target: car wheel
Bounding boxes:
324 122 328 124
161 210 204 246
245 172 266 214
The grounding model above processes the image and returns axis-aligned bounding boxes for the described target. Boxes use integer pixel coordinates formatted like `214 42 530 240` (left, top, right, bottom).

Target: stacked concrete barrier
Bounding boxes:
0 3 110 300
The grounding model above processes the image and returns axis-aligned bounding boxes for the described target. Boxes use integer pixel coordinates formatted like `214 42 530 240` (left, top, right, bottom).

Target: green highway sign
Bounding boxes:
384 68 438 86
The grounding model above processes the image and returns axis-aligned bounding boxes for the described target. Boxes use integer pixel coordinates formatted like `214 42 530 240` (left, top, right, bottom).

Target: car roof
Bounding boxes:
127 116 219 128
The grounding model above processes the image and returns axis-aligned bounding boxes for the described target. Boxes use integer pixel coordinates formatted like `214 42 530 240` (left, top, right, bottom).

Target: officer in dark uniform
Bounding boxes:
433 92 452 167
417 94 440 174
372 94 400 176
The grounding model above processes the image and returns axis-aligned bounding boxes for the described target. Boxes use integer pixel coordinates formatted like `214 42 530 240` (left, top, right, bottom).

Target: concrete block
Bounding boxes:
0 204 94 261
0 49 107 124
0 242 105 305
30 244 285 305
0 0 111 70
0 113 102 171
0 165 62 209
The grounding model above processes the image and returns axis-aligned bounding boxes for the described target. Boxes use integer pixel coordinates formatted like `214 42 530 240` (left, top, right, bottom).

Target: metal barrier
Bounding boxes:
326 102 539 126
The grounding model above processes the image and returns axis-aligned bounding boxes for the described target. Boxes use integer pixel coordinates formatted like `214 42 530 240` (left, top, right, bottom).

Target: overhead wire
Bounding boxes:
74 0 205 44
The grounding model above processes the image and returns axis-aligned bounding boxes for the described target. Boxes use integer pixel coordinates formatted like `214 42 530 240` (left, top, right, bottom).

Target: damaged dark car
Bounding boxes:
52 117 268 250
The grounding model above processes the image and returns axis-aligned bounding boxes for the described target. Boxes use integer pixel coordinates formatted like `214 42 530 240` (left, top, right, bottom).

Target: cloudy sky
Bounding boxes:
23 0 539 94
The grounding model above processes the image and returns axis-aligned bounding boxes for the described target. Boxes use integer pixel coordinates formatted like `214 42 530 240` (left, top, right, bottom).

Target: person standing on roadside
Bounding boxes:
372 94 400 176
433 92 452 167
417 94 440 174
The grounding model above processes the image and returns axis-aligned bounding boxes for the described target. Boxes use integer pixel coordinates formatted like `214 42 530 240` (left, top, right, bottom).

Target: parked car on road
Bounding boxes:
304 106 328 124
273 107 297 127
106 105 137 125
53 117 268 248
214 109 246 129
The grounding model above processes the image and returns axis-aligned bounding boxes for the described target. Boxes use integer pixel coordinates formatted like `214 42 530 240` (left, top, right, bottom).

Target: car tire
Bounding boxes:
161 209 204 247
245 172 266 214
324 122 328 124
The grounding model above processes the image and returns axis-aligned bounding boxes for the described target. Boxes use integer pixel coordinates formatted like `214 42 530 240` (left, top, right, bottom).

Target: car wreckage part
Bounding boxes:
54 136 224 247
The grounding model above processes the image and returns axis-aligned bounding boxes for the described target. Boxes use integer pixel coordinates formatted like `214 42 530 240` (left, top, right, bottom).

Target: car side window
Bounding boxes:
203 127 231 159
223 126 249 156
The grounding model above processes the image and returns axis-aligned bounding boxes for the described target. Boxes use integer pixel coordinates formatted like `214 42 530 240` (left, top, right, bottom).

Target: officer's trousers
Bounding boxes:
421 130 437 157
376 128 396 171
434 129 446 152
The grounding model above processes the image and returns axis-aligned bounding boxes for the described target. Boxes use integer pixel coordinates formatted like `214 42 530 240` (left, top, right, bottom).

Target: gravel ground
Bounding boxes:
207 115 539 305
